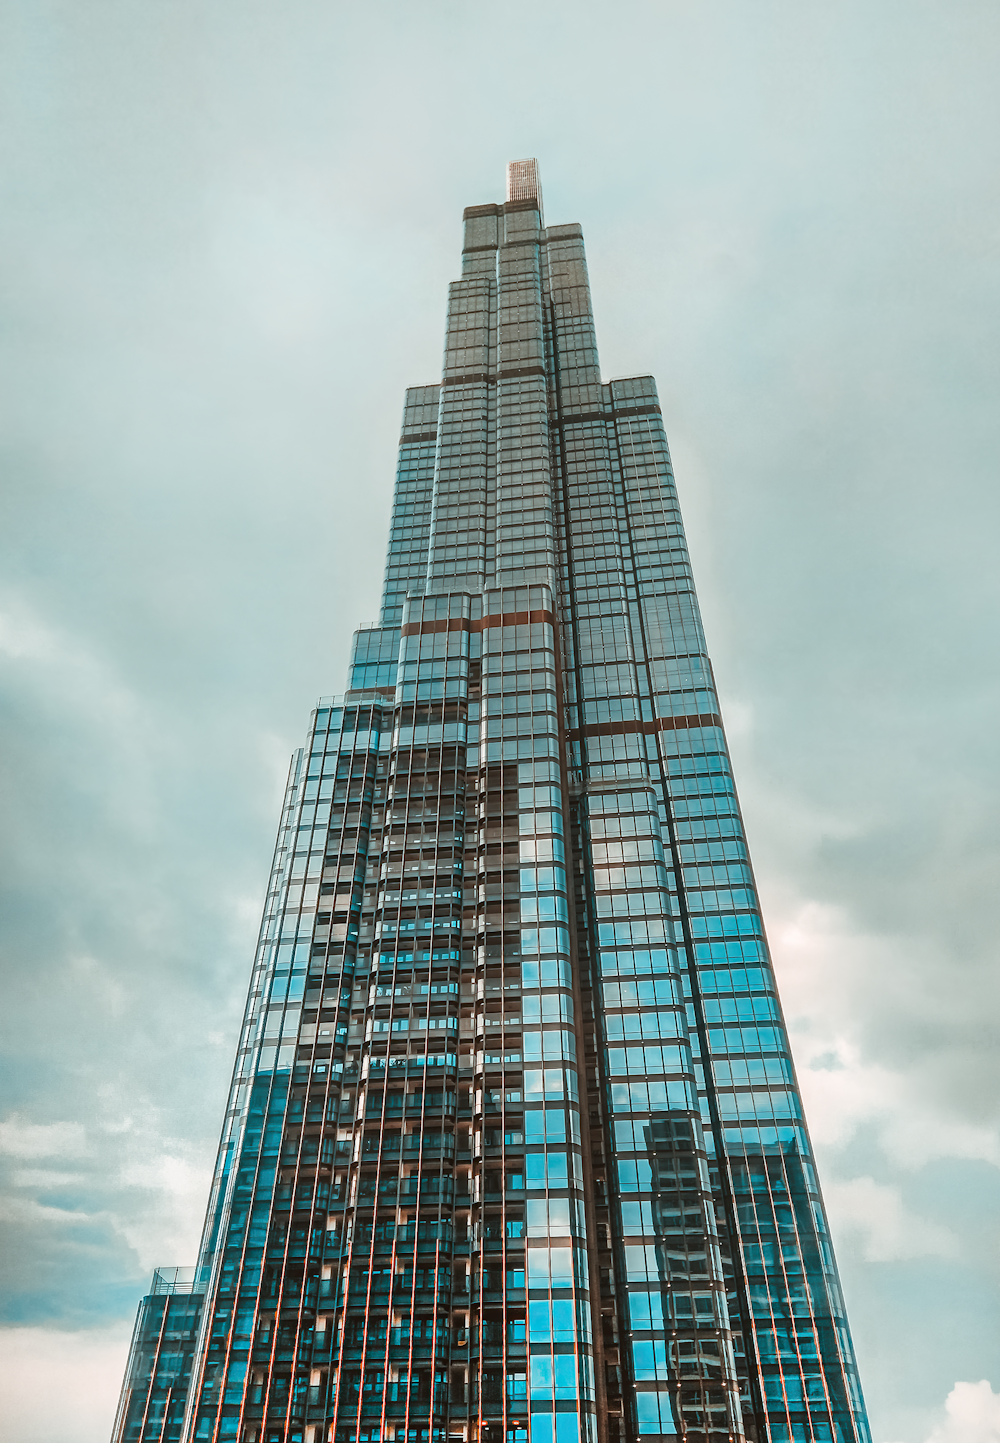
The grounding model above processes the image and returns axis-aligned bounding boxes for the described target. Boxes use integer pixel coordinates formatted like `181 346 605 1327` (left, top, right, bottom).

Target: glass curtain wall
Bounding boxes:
112 162 869 1443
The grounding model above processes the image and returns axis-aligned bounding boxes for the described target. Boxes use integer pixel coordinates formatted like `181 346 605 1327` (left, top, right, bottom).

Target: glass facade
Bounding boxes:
113 161 870 1443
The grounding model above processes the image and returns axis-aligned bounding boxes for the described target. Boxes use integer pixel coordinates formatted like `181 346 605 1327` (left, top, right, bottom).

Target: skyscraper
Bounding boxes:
112 159 870 1443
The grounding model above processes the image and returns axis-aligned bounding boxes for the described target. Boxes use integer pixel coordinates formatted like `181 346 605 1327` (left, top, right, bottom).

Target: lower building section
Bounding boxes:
112 1269 205 1443
114 600 867 1443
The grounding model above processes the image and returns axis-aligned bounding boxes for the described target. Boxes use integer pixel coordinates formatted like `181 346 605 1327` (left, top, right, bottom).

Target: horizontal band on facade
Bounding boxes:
400 607 555 637
613 403 663 419
397 402 659 445
554 410 611 427
554 404 662 427
566 711 723 741
441 371 494 388
498 364 547 380
440 365 548 390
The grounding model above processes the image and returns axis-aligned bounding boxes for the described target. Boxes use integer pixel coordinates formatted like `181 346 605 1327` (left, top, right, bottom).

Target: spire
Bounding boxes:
505 156 543 216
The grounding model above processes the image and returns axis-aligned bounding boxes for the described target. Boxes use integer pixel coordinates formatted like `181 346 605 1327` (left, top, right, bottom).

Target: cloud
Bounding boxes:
0 1195 97 1228
0 1324 131 1443
763 897 1000 1170
0 600 144 739
823 1177 959 1263
0 1095 212 1326
11 1170 87 1189
0 609 58 662
115 1145 213 1271
924 1381 1000 1443
0 1117 87 1161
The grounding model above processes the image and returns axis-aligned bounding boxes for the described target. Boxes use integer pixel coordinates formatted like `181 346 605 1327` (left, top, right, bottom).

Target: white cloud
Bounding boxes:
765 898 1000 1169
824 1177 958 1262
0 1095 212 1298
0 600 143 735
924 1381 1000 1443
0 1195 96 1228
67 951 129 1019
11 1170 86 1189
0 1324 131 1443
0 608 59 661
115 1147 212 1270
0 1116 87 1160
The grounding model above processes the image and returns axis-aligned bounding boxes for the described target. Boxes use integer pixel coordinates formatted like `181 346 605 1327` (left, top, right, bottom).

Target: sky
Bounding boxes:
0 1 998 1439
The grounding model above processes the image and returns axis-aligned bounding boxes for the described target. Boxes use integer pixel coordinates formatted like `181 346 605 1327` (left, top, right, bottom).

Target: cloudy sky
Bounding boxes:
1 2 998 1440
